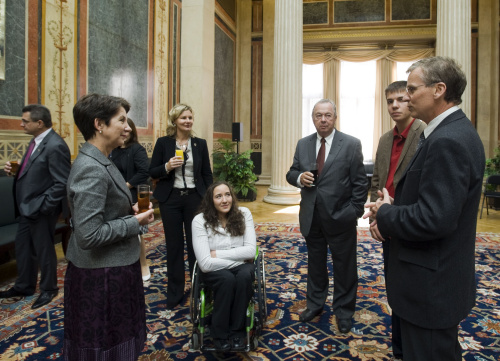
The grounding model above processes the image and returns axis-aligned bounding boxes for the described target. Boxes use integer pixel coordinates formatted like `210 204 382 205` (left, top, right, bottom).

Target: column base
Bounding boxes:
263 186 301 205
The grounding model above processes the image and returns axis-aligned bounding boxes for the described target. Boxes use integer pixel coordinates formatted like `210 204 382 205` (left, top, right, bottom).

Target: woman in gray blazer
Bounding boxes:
64 94 155 361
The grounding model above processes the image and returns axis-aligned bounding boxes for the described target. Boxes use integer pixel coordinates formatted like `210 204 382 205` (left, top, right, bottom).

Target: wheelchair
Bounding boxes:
189 248 267 352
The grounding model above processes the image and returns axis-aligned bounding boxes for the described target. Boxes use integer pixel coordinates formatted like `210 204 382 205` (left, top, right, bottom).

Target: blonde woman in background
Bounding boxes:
149 103 213 309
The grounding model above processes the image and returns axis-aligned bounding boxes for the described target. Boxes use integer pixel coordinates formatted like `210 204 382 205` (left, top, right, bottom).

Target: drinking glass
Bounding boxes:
310 162 318 186
137 184 150 213
9 155 20 176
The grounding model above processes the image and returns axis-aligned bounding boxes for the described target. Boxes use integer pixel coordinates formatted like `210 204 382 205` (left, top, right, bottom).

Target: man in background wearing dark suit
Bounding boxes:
366 57 485 361
370 80 426 361
286 99 367 333
1 104 71 309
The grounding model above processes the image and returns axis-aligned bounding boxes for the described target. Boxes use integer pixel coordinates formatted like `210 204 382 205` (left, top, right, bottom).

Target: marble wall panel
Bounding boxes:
0 0 25 116
334 0 385 23
303 2 328 25
88 0 149 127
392 0 431 21
214 24 234 134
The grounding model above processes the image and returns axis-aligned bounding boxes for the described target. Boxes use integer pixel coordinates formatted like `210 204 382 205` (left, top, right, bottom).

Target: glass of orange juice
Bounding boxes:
175 149 184 160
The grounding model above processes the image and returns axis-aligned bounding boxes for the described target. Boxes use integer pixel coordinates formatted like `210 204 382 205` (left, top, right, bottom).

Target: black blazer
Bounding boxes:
110 143 149 202
149 136 213 203
377 109 485 329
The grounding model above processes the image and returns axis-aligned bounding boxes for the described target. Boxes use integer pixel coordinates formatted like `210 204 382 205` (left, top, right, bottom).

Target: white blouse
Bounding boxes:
192 207 257 273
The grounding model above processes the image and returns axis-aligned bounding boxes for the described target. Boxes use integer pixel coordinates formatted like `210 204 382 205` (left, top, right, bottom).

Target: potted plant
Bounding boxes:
484 146 500 209
212 138 258 201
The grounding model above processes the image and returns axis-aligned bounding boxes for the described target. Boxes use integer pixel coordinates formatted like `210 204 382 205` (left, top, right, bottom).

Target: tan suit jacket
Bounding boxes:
370 119 426 202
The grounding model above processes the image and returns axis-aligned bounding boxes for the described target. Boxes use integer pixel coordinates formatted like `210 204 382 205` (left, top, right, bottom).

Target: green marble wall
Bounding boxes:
392 0 431 21
334 0 385 23
0 0 25 116
87 0 149 127
214 24 234 134
304 2 328 25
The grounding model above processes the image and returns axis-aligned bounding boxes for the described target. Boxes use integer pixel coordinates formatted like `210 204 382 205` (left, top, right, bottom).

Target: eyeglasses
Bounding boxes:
314 113 334 121
405 84 426 96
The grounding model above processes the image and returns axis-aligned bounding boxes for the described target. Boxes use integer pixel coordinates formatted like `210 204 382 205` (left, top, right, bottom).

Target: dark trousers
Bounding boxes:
14 213 59 294
382 240 403 359
400 317 462 361
201 263 255 339
159 191 201 307
305 209 358 319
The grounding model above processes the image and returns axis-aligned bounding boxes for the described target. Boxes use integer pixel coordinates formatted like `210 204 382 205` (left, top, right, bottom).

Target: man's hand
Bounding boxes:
4 161 12 176
300 172 315 187
369 220 385 242
363 188 393 219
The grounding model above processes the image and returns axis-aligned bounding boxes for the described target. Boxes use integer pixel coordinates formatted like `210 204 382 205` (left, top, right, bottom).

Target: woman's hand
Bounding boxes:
210 250 217 258
133 202 155 225
135 209 154 225
166 156 183 172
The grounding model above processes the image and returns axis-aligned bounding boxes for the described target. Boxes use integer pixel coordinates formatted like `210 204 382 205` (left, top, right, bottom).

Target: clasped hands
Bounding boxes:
363 188 393 242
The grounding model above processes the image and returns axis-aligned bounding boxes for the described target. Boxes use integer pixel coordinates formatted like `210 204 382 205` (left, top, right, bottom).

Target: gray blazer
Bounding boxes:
66 142 141 269
370 119 426 201
286 130 368 237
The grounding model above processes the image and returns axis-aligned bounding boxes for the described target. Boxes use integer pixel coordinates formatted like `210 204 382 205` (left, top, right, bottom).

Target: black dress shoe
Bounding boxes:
31 291 58 309
231 337 245 351
299 308 323 322
0 288 32 298
213 338 231 351
336 317 352 334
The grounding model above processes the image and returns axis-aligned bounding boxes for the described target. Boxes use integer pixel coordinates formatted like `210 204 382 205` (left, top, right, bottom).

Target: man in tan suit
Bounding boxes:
370 81 425 361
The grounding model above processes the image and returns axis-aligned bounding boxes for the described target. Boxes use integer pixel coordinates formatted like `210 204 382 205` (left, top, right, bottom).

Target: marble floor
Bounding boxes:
0 185 498 284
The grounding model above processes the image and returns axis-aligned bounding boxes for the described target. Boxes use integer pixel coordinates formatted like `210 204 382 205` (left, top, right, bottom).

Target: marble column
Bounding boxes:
180 0 215 152
436 0 471 118
476 0 499 156
263 0 302 205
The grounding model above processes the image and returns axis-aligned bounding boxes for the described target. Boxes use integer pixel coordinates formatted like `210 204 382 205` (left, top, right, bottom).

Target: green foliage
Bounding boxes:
485 147 500 191
485 147 500 177
212 138 258 198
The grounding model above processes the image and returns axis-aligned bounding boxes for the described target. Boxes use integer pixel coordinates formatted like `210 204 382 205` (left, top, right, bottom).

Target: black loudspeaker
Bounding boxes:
232 122 243 142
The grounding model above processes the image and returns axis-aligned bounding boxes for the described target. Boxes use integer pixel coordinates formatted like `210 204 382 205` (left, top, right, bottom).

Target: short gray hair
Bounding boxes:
407 56 467 105
311 99 337 119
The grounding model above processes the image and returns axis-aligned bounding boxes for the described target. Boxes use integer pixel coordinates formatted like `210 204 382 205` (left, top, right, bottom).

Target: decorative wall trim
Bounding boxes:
153 0 169 143
303 25 436 44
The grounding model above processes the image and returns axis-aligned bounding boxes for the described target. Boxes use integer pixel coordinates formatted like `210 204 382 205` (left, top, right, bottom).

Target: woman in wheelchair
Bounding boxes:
192 181 257 351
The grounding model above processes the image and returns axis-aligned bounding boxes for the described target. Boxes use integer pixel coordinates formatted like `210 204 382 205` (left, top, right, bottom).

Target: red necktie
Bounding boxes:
18 139 35 177
317 138 326 176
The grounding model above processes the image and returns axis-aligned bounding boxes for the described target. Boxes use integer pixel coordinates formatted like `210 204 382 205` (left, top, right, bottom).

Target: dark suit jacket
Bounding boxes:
370 119 426 201
14 128 71 219
286 131 368 237
377 109 485 329
149 136 213 202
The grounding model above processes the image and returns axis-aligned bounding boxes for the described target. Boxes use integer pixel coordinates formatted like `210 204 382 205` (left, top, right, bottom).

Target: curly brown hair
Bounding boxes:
198 181 245 237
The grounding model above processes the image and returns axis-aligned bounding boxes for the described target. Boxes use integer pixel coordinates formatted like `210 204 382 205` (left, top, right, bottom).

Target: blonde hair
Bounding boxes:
166 103 194 137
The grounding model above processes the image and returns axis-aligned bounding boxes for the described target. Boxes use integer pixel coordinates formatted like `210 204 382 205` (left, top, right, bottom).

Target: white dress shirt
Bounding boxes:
296 129 336 187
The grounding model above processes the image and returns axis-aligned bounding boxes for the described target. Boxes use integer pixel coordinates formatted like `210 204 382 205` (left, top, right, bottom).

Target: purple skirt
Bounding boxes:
63 261 146 361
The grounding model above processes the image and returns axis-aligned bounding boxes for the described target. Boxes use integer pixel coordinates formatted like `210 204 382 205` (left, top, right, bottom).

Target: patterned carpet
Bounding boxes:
0 221 499 360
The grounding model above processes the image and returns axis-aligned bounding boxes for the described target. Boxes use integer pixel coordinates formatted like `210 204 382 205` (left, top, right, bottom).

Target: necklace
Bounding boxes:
176 139 189 152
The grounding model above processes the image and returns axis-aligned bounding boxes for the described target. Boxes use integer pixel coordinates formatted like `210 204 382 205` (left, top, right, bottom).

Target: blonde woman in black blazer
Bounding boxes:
149 103 213 309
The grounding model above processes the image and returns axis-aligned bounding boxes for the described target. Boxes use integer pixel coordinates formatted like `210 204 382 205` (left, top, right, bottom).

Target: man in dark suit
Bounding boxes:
370 80 426 361
286 99 367 333
1 104 71 309
366 57 485 361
